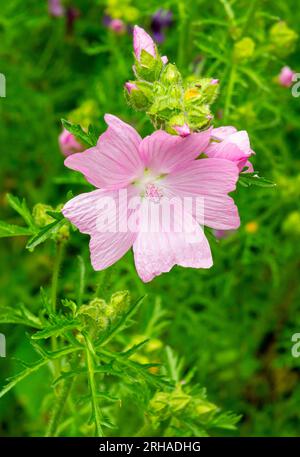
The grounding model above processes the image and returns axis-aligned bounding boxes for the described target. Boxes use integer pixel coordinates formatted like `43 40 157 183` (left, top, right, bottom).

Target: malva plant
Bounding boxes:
0 24 274 437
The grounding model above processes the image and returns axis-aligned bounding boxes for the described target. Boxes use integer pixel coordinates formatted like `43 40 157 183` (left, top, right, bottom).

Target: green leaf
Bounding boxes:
239 172 276 188
0 221 34 238
26 217 66 250
61 119 97 147
32 318 81 340
0 304 42 328
0 346 81 399
6 194 36 230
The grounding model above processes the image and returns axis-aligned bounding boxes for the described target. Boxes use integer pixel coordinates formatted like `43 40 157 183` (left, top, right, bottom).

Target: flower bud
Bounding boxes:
173 123 190 137
59 128 85 157
133 25 156 60
233 37 255 62
278 66 295 88
124 81 153 111
110 290 130 315
269 21 298 57
133 26 163 81
160 63 182 85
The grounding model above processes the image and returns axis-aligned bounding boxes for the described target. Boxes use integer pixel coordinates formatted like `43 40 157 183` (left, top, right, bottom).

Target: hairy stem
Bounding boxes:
224 61 236 121
85 335 103 437
45 376 73 437
50 241 64 360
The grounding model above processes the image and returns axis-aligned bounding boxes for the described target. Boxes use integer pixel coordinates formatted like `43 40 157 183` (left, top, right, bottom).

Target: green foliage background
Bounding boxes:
0 0 300 437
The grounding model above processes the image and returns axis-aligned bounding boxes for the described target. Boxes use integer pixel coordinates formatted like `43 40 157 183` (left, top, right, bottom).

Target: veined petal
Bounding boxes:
139 128 212 174
133 201 212 282
161 158 240 230
64 114 143 190
62 187 139 270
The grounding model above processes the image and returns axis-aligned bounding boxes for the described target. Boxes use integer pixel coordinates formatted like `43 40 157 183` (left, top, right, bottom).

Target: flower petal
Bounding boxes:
62 187 138 270
133 201 212 282
64 114 143 190
211 126 237 141
139 128 212 174
161 158 240 230
133 25 156 59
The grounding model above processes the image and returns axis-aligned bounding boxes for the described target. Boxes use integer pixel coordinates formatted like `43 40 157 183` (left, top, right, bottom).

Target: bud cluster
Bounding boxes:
77 291 131 333
124 26 219 136
148 384 217 428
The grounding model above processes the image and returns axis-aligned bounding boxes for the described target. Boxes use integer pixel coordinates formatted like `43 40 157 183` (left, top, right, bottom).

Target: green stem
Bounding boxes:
45 376 73 437
85 335 103 437
51 242 64 358
224 61 236 121
51 241 64 314
177 0 187 70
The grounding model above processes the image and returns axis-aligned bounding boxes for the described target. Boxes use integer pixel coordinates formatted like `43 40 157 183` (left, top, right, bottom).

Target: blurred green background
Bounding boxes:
0 0 300 437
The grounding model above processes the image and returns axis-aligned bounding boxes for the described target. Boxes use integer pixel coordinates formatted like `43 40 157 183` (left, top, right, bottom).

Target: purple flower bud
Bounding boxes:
59 129 84 157
210 78 219 85
278 66 295 87
133 25 156 60
173 123 191 137
124 82 137 93
109 19 126 34
161 55 168 65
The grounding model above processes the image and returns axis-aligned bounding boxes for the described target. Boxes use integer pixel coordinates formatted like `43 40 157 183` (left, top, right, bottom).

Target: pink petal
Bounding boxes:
62 187 138 270
161 158 240 230
133 201 212 282
211 126 237 141
206 131 254 171
139 128 212 174
133 25 156 60
64 114 143 190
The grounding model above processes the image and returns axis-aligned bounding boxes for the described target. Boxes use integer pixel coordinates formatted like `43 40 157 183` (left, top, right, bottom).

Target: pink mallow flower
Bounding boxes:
205 126 254 172
59 129 85 157
278 66 295 87
62 115 240 282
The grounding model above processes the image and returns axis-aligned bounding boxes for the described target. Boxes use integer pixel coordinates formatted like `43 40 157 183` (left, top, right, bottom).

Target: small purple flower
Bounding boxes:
151 9 173 43
48 0 65 17
210 79 219 85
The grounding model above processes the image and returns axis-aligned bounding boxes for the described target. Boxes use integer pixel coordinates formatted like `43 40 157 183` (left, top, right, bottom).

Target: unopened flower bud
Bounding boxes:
160 63 182 85
278 66 295 88
133 25 156 60
269 21 298 57
233 37 255 62
173 123 190 137
124 82 137 93
59 128 85 157
161 55 168 65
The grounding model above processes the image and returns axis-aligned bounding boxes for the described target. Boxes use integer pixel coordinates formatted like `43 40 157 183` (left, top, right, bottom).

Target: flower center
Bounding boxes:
133 169 164 203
